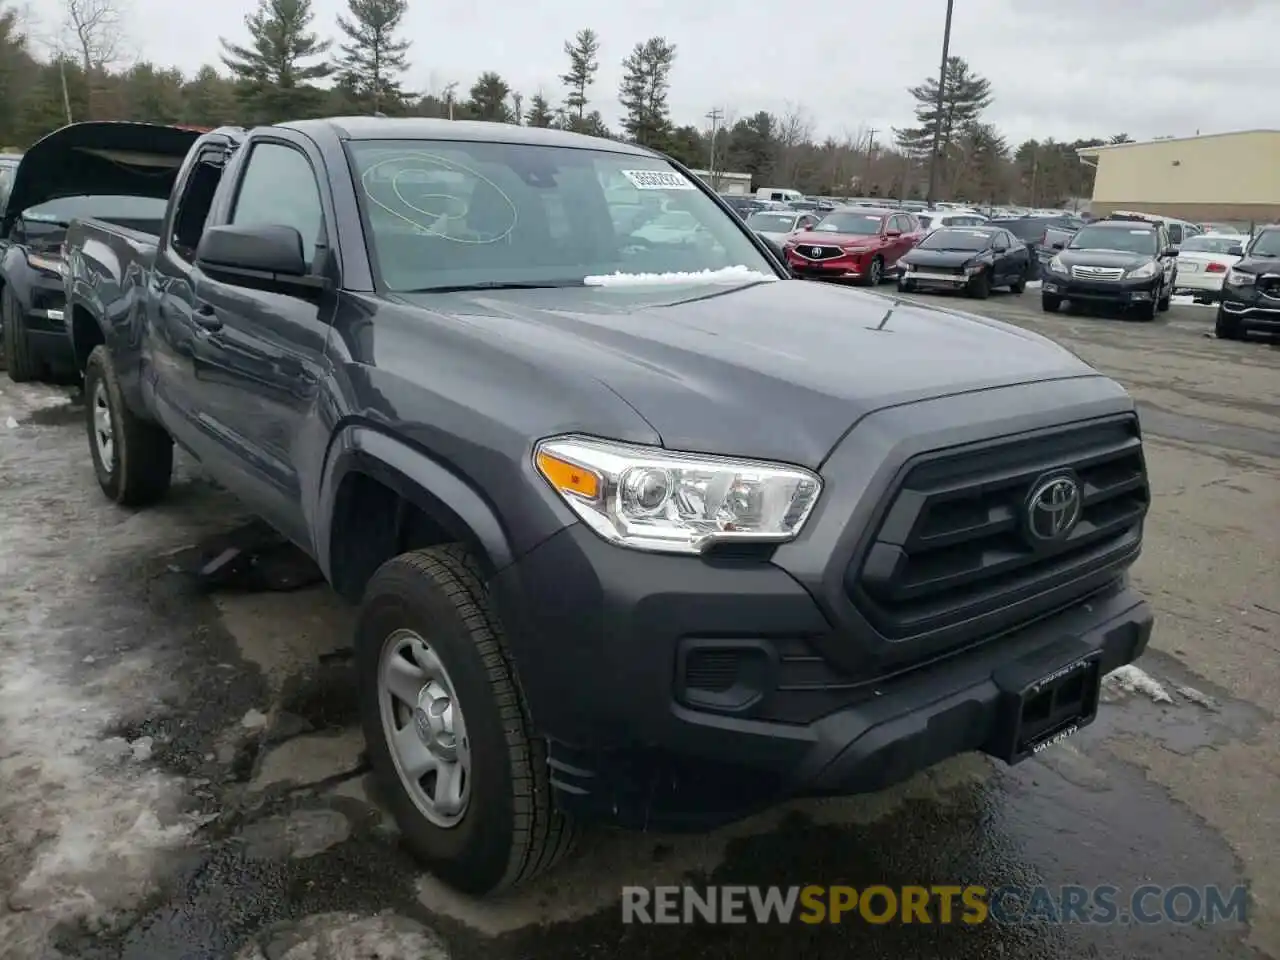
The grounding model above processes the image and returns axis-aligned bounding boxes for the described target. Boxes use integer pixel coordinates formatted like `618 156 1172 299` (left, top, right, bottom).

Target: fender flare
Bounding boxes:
314 424 515 584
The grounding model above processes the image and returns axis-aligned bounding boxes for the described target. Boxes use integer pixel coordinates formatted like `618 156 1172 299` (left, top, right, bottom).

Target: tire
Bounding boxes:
84 345 174 506
1157 289 1172 312
2 285 40 382
1041 295 1062 313
1135 298 1158 322
858 256 883 287
1010 276 1026 294
966 269 991 299
357 545 577 895
1214 307 1243 341
897 279 915 293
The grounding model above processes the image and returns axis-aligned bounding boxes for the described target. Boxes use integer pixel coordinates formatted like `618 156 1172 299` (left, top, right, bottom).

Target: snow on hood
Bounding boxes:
583 265 778 287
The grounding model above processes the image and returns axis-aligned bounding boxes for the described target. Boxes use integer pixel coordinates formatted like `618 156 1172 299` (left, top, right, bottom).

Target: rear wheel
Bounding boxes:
357 545 577 895
1214 307 1243 341
84 345 174 506
1041 294 1062 313
2 286 39 382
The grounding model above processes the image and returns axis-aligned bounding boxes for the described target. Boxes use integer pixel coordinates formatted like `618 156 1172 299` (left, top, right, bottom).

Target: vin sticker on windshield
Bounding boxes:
622 169 696 190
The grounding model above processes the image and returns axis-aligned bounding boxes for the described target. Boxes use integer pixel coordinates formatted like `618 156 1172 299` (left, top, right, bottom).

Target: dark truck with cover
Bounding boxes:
63 117 1154 896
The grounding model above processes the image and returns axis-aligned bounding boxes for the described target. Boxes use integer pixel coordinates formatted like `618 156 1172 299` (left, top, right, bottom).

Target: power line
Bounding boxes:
706 107 724 184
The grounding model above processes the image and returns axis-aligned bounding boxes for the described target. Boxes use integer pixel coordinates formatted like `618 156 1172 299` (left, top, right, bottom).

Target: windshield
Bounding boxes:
1181 236 1245 255
918 229 992 251
1249 229 1280 259
347 139 773 291
22 195 168 224
745 212 798 232
1068 225 1157 255
812 211 884 235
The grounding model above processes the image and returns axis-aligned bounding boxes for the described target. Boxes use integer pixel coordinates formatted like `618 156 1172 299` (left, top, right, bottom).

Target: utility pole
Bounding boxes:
706 107 724 188
864 127 878 191
443 82 458 121
925 0 955 206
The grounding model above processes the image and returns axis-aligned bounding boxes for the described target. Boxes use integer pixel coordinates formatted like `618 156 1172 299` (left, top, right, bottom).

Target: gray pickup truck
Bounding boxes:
63 117 1154 896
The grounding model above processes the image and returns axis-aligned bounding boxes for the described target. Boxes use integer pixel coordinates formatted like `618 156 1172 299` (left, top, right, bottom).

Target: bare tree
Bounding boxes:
65 0 123 72
775 101 813 186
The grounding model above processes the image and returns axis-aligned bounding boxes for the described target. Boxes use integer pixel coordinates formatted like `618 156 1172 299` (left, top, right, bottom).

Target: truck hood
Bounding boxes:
1231 255 1280 275
1 121 203 232
395 279 1098 468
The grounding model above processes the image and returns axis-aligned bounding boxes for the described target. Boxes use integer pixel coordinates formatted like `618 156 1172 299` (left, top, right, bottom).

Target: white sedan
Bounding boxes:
1174 233 1249 303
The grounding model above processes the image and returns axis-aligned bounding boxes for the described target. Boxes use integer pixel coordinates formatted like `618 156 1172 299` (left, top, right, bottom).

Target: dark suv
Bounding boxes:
1040 220 1178 319
1216 225 1280 340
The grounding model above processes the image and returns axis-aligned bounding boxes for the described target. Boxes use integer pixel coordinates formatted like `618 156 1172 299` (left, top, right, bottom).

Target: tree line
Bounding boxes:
1 0 1139 206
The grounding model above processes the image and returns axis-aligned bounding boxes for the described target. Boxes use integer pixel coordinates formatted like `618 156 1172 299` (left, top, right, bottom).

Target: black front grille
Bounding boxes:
847 416 1148 641
795 245 845 260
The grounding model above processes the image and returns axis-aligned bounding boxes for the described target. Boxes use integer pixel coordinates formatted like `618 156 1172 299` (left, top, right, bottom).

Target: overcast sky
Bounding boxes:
38 0 1276 146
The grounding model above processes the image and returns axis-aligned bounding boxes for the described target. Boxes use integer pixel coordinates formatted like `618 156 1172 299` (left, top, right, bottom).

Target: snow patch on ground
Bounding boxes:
584 265 776 286
1026 280 1042 290
1103 664 1173 703
0 381 228 954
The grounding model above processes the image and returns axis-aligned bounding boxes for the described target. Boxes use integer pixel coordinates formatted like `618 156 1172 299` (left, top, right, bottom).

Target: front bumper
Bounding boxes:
901 266 977 289
1041 271 1160 306
1174 269 1226 296
1220 288 1280 333
491 522 1152 831
786 250 867 280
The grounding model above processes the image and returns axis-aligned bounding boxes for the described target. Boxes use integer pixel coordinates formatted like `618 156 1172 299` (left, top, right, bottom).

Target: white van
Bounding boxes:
755 187 804 203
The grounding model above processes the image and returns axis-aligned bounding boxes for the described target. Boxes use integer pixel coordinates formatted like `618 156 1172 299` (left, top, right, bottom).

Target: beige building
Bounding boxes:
690 169 753 195
1077 130 1280 223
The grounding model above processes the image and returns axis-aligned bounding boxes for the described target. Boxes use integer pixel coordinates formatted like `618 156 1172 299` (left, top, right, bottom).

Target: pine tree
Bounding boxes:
892 56 992 161
560 28 599 123
525 92 554 128
334 0 410 114
618 37 676 149
468 71 512 122
220 0 332 123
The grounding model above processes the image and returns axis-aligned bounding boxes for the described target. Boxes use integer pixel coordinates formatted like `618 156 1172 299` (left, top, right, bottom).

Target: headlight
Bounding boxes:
26 252 65 276
1048 255 1068 273
534 436 822 555
964 261 987 275
1126 261 1157 280
1226 268 1255 286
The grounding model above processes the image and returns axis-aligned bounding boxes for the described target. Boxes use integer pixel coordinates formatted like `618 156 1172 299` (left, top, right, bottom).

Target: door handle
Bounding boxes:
193 302 223 332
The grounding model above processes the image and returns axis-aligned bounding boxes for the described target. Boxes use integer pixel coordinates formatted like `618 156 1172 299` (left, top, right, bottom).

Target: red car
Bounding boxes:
784 207 926 286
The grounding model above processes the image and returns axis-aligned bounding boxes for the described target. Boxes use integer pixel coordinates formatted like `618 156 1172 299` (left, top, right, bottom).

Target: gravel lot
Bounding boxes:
1 292 1276 960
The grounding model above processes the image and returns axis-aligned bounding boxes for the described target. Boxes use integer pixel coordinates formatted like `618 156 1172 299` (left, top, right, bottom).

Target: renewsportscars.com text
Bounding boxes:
621 884 1249 926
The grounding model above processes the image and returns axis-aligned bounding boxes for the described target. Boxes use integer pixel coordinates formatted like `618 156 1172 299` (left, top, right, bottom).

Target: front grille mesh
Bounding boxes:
847 416 1149 641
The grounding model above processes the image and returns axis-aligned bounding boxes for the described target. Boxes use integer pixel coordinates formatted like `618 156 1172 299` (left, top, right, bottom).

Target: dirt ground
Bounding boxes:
0 293 1276 960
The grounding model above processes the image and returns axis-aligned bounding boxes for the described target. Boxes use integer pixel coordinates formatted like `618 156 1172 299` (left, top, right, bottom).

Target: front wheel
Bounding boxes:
2 286 39 382
966 269 991 300
1214 307 1243 341
1042 294 1062 313
1010 275 1026 294
897 279 916 293
84 345 174 506
357 545 577 895
858 256 883 287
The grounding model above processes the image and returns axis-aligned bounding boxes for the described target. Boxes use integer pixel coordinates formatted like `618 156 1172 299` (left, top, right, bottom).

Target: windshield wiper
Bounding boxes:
402 279 585 293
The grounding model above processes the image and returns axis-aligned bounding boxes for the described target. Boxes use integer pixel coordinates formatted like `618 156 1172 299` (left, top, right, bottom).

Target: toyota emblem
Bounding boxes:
1025 473 1083 543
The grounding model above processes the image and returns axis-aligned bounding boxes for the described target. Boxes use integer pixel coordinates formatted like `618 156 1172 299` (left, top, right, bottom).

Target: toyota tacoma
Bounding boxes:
63 118 1154 896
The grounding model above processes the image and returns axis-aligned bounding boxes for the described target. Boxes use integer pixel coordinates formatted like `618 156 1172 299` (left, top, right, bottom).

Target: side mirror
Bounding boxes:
884 228 902 237
1227 245 1244 257
196 224 326 297
1051 241 1065 250
1163 246 1179 257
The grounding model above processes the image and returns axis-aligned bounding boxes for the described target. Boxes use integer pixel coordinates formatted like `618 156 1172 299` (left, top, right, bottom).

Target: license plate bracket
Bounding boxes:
987 639 1103 764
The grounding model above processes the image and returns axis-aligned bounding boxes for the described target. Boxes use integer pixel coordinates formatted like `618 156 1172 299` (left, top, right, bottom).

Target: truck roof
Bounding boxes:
277 116 658 157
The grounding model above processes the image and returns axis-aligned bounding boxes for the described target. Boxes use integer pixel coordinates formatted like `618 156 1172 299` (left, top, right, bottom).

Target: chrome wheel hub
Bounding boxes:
379 628 470 827
92 381 114 467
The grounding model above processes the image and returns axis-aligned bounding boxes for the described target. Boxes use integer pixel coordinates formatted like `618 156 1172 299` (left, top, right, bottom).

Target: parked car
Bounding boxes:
1 123 193 381
744 209 819 245
782 207 925 285
1040 220 1178 320
989 215 1084 280
64 116 1153 898
1215 225 1280 341
719 194 765 220
917 210 989 231
1173 233 1249 304
898 225 1031 298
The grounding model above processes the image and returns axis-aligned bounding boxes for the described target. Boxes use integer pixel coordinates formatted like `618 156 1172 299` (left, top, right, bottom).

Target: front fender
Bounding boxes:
315 425 545 585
